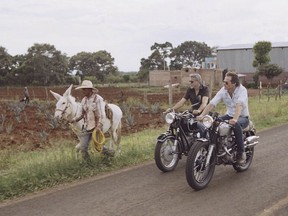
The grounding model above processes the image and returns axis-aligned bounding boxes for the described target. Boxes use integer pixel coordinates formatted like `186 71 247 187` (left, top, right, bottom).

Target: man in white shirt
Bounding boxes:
198 72 249 164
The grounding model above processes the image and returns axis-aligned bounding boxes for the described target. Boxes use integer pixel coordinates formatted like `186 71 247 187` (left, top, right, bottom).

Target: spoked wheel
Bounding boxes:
186 141 216 190
233 146 254 172
154 138 179 172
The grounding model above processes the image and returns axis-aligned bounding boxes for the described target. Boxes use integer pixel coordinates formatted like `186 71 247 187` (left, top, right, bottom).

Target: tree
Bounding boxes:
69 52 95 76
138 50 165 82
17 43 69 85
94 50 118 82
149 50 165 70
0 46 12 85
170 41 212 70
252 41 272 85
150 42 173 70
252 41 272 68
69 50 118 82
258 64 283 82
6 54 27 85
138 58 151 82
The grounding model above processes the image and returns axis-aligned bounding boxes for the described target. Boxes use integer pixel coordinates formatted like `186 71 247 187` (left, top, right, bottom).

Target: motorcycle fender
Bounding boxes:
157 133 175 143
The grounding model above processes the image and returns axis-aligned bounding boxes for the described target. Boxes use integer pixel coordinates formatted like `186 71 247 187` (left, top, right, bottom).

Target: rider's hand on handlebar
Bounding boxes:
228 118 237 125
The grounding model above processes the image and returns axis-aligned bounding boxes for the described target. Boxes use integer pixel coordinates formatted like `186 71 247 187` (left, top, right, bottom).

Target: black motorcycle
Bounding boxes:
154 110 202 172
185 112 259 190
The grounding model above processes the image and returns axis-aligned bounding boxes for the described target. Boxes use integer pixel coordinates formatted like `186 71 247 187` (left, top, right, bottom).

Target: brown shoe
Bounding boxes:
236 152 246 165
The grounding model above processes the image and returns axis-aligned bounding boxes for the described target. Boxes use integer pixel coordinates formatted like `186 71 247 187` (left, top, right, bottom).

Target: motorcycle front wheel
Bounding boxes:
186 140 216 190
154 137 179 172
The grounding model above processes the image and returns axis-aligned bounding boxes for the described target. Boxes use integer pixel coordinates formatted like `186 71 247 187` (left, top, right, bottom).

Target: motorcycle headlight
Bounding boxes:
202 115 213 128
165 112 175 124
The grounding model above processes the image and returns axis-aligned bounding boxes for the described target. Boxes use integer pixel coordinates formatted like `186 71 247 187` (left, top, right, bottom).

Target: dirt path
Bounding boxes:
1 124 288 216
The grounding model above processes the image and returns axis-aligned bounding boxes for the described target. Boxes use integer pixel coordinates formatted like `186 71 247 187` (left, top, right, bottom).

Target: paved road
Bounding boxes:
1 124 288 216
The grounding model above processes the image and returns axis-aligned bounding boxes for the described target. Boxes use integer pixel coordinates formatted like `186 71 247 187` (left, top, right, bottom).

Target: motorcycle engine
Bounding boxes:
218 122 232 136
181 116 198 133
218 134 236 164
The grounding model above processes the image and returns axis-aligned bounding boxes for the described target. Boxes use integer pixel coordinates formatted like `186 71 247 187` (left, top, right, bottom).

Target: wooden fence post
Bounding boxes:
45 87 48 100
144 91 147 104
258 81 262 102
168 80 172 107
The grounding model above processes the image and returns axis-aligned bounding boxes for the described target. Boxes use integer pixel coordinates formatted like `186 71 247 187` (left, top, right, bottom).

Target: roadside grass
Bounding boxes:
1 94 288 201
0 128 162 201
249 95 288 130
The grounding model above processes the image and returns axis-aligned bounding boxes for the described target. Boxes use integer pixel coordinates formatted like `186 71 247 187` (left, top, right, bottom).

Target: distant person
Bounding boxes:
20 87 30 104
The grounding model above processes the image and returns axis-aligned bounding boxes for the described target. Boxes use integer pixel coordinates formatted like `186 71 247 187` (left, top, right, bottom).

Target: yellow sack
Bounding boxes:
90 129 105 152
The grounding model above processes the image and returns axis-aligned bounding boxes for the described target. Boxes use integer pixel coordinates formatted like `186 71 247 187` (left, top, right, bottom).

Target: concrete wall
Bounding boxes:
149 69 224 91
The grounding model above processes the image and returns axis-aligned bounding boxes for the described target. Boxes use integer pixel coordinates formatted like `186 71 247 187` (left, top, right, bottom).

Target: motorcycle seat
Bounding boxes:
243 120 254 132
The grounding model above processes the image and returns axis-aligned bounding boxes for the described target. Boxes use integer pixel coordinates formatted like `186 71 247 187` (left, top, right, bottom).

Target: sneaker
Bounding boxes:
236 152 246 165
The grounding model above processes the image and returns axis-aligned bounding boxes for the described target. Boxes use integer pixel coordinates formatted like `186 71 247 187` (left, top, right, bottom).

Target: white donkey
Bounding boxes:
50 84 122 153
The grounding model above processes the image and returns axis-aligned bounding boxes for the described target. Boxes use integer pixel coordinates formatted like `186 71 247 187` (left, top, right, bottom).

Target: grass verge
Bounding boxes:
0 128 162 201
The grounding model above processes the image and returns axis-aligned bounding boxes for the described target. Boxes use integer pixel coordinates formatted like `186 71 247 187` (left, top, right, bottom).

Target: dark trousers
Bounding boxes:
196 122 206 138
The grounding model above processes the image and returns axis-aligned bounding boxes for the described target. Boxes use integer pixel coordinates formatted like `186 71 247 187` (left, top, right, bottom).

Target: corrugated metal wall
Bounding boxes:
270 47 288 71
217 47 288 73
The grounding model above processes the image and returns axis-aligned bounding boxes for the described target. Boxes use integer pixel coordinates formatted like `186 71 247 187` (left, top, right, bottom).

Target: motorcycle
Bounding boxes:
185 112 259 190
154 110 203 172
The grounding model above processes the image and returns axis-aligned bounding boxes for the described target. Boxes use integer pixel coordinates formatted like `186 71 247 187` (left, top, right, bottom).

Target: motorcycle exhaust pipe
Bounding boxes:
245 141 259 147
246 135 259 143
244 135 259 147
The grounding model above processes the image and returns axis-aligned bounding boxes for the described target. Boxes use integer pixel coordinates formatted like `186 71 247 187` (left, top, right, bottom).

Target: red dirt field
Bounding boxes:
0 86 184 151
0 86 259 151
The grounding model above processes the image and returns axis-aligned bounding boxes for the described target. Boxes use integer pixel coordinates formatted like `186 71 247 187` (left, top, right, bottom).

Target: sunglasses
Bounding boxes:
223 81 229 85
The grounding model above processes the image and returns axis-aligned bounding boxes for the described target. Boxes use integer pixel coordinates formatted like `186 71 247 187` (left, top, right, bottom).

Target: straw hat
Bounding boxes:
91 129 105 152
75 80 98 91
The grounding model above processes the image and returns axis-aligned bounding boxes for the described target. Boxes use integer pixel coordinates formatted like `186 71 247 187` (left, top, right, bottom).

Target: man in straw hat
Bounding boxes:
69 80 106 162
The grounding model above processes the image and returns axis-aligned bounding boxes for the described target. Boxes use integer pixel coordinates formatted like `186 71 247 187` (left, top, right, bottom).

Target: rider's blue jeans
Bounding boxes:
219 115 249 153
197 122 206 138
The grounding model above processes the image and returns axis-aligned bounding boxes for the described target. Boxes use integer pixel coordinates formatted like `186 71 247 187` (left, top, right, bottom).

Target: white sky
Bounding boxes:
1 0 288 71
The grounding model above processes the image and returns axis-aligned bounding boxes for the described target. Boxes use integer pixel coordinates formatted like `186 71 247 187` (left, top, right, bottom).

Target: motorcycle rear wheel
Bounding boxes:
233 146 254 172
186 140 216 190
154 138 179 172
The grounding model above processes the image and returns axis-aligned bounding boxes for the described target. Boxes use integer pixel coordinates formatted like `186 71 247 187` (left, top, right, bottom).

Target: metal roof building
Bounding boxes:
216 42 288 73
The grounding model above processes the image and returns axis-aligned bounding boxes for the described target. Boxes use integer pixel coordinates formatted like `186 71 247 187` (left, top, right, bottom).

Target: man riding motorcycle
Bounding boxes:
197 71 249 165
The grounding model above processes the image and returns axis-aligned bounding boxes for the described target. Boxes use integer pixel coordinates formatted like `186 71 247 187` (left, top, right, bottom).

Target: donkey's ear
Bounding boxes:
63 84 73 97
67 95 75 104
50 90 61 101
